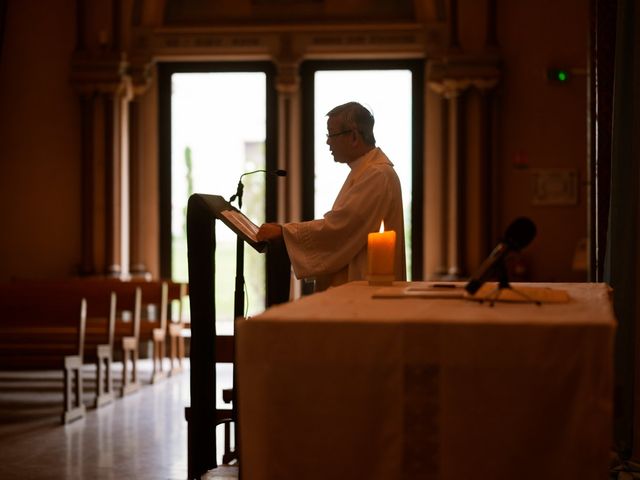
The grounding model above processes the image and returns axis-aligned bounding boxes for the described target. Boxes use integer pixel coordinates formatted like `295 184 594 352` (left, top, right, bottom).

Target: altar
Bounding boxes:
236 281 615 480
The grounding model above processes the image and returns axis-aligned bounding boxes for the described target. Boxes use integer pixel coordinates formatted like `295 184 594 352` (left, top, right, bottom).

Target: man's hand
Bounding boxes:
257 223 283 242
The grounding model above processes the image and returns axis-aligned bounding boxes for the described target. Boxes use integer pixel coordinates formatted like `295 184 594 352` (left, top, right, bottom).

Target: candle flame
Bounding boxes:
379 220 385 233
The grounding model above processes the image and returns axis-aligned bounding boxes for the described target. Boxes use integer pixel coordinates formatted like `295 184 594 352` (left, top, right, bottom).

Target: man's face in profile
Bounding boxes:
326 115 353 164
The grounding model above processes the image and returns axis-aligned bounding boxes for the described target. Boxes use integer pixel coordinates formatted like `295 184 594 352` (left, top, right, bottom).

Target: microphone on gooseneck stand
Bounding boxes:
464 217 537 295
229 169 288 327
229 169 287 209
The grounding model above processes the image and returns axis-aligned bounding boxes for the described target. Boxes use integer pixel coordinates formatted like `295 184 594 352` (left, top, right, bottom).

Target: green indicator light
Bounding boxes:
547 68 570 83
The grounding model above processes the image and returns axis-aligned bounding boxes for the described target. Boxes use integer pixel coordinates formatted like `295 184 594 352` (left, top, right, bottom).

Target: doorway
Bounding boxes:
158 62 277 332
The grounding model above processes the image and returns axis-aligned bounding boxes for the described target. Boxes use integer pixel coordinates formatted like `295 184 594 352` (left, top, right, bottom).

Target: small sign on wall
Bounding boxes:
531 169 578 206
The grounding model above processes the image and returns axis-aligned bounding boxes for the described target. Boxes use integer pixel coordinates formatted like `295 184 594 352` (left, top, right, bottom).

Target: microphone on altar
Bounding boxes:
464 216 537 295
229 169 287 209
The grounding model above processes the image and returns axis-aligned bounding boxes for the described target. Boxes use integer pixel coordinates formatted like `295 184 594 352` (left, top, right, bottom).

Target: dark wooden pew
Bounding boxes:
73 278 183 385
71 279 143 395
1 278 188 405
46 282 118 407
3 279 142 396
63 281 129 400
88 278 189 382
0 280 121 406
0 286 87 424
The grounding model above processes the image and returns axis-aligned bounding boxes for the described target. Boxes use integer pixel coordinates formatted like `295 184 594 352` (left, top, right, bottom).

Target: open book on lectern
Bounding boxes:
218 205 267 253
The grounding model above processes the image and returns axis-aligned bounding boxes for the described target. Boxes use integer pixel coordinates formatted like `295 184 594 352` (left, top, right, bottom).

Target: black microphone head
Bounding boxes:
275 169 287 177
503 217 536 251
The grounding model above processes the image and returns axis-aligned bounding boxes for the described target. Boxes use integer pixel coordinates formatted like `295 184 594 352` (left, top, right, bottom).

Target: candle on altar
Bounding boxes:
367 220 396 285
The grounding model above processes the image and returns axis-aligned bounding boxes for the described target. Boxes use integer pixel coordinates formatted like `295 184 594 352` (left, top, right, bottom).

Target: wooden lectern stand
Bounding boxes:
185 193 290 479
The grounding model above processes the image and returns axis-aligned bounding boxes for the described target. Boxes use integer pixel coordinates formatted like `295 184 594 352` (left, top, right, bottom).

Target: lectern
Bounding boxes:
185 193 290 479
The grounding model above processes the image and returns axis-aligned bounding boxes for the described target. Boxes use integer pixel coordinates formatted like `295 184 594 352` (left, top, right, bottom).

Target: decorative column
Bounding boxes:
445 89 465 278
128 57 154 279
427 82 466 280
275 36 302 295
275 36 302 223
427 58 500 279
78 91 97 276
423 86 447 279
71 53 133 277
103 87 121 277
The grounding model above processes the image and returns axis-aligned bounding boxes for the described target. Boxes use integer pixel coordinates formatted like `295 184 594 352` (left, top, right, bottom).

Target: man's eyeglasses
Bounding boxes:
326 129 352 139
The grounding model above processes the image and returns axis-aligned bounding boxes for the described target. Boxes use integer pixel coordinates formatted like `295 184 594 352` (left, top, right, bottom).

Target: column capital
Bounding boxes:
275 60 301 95
70 51 131 96
274 33 301 95
427 54 500 97
128 55 155 97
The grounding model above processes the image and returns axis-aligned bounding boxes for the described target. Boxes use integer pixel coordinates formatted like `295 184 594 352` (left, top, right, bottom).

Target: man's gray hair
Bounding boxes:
327 102 376 146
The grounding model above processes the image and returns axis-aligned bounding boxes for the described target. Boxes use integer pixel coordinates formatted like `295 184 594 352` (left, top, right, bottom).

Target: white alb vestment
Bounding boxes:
282 147 406 290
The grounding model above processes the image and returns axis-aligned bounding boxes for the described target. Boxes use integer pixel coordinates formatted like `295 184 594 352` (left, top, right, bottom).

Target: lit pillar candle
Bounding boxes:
367 220 396 284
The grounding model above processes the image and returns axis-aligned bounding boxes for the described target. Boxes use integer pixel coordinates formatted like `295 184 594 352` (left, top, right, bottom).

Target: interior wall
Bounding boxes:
494 0 589 281
0 0 82 280
0 0 590 283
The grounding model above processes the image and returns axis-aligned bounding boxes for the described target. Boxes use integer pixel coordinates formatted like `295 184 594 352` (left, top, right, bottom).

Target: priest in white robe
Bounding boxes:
257 101 406 291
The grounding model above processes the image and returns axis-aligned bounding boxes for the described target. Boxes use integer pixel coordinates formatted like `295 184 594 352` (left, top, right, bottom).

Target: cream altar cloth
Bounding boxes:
236 281 615 480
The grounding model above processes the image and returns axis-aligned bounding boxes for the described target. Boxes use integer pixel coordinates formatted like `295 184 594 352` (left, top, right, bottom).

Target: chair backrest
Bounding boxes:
126 280 168 332
167 280 189 324
86 280 141 340
56 281 116 348
52 278 142 340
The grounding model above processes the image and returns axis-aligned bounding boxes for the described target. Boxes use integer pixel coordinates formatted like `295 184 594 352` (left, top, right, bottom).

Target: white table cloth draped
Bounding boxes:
236 281 615 480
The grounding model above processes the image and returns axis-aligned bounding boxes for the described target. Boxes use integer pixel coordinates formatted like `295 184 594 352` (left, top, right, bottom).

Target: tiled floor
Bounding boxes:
0 360 236 479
